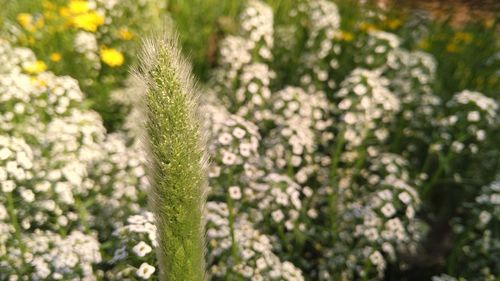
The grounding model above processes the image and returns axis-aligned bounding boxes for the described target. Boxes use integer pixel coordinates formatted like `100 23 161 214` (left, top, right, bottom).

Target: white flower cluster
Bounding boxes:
301 0 342 91
263 123 316 182
29 230 102 280
321 152 425 280
244 173 306 235
204 104 262 193
336 68 400 149
385 49 437 95
383 49 441 146
212 1 276 116
0 36 136 279
355 30 401 69
0 38 37 74
307 0 340 43
90 133 149 232
1 229 101 280
208 2 453 279
0 135 34 189
74 31 101 72
446 178 500 281
268 87 332 138
437 90 498 154
107 212 158 280
233 63 276 119
0 41 84 135
206 202 304 281
239 0 274 56
212 36 253 96
448 90 498 125
109 75 147 141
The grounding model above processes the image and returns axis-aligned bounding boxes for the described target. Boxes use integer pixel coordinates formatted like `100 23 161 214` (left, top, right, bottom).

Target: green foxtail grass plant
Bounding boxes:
135 31 208 281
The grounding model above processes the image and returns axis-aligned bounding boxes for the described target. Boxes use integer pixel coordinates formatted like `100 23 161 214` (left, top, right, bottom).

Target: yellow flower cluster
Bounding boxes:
338 31 354 42
23 60 48 74
118 28 134 41
100 48 124 67
16 13 44 33
10 0 157 89
446 32 473 53
64 0 105 32
50 53 62 62
17 1 105 34
358 22 377 32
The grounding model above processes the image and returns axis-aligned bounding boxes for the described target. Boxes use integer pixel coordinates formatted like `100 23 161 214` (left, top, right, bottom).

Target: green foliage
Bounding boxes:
136 32 208 281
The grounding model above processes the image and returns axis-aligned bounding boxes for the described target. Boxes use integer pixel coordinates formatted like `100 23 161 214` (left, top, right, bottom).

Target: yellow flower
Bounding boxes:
446 43 457 53
418 39 429 50
386 19 401 29
68 0 90 14
72 12 105 32
118 28 134 41
23 60 47 74
484 19 494 29
17 13 35 32
35 17 45 29
42 0 56 10
100 48 124 67
59 7 70 17
454 32 472 43
359 22 377 32
340 31 354 42
50 53 62 62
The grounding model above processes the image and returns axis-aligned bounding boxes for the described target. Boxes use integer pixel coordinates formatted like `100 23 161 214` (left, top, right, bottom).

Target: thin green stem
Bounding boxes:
328 126 345 233
75 197 90 234
419 145 433 175
391 116 406 152
422 134 467 197
226 195 241 281
6 191 26 271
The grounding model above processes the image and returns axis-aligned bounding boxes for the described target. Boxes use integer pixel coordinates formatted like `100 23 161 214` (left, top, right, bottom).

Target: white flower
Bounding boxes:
239 143 252 157
451 141 464 153
271 210 285 222
476 130 486 141
364 228 379 241
136 262 156 279
0 147 12 160
478 211 491 226
232 127 246 139
406 206 415 219
369 250 385 266
218 133 233 145
353 84 367 95
221 151 237 165
74 31 98 54
398 192 412 204
229 186 242 200
20 189 35 203
467 111 480 122
380 203 396 217
2 180 15 192
208 165 221 178
132 241 152 257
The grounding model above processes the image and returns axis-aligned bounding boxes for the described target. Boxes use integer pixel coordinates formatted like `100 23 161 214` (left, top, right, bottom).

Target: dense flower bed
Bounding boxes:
0 0 498 280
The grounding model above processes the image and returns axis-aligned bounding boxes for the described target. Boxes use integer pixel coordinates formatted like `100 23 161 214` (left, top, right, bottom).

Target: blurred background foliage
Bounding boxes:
2 0 497 101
